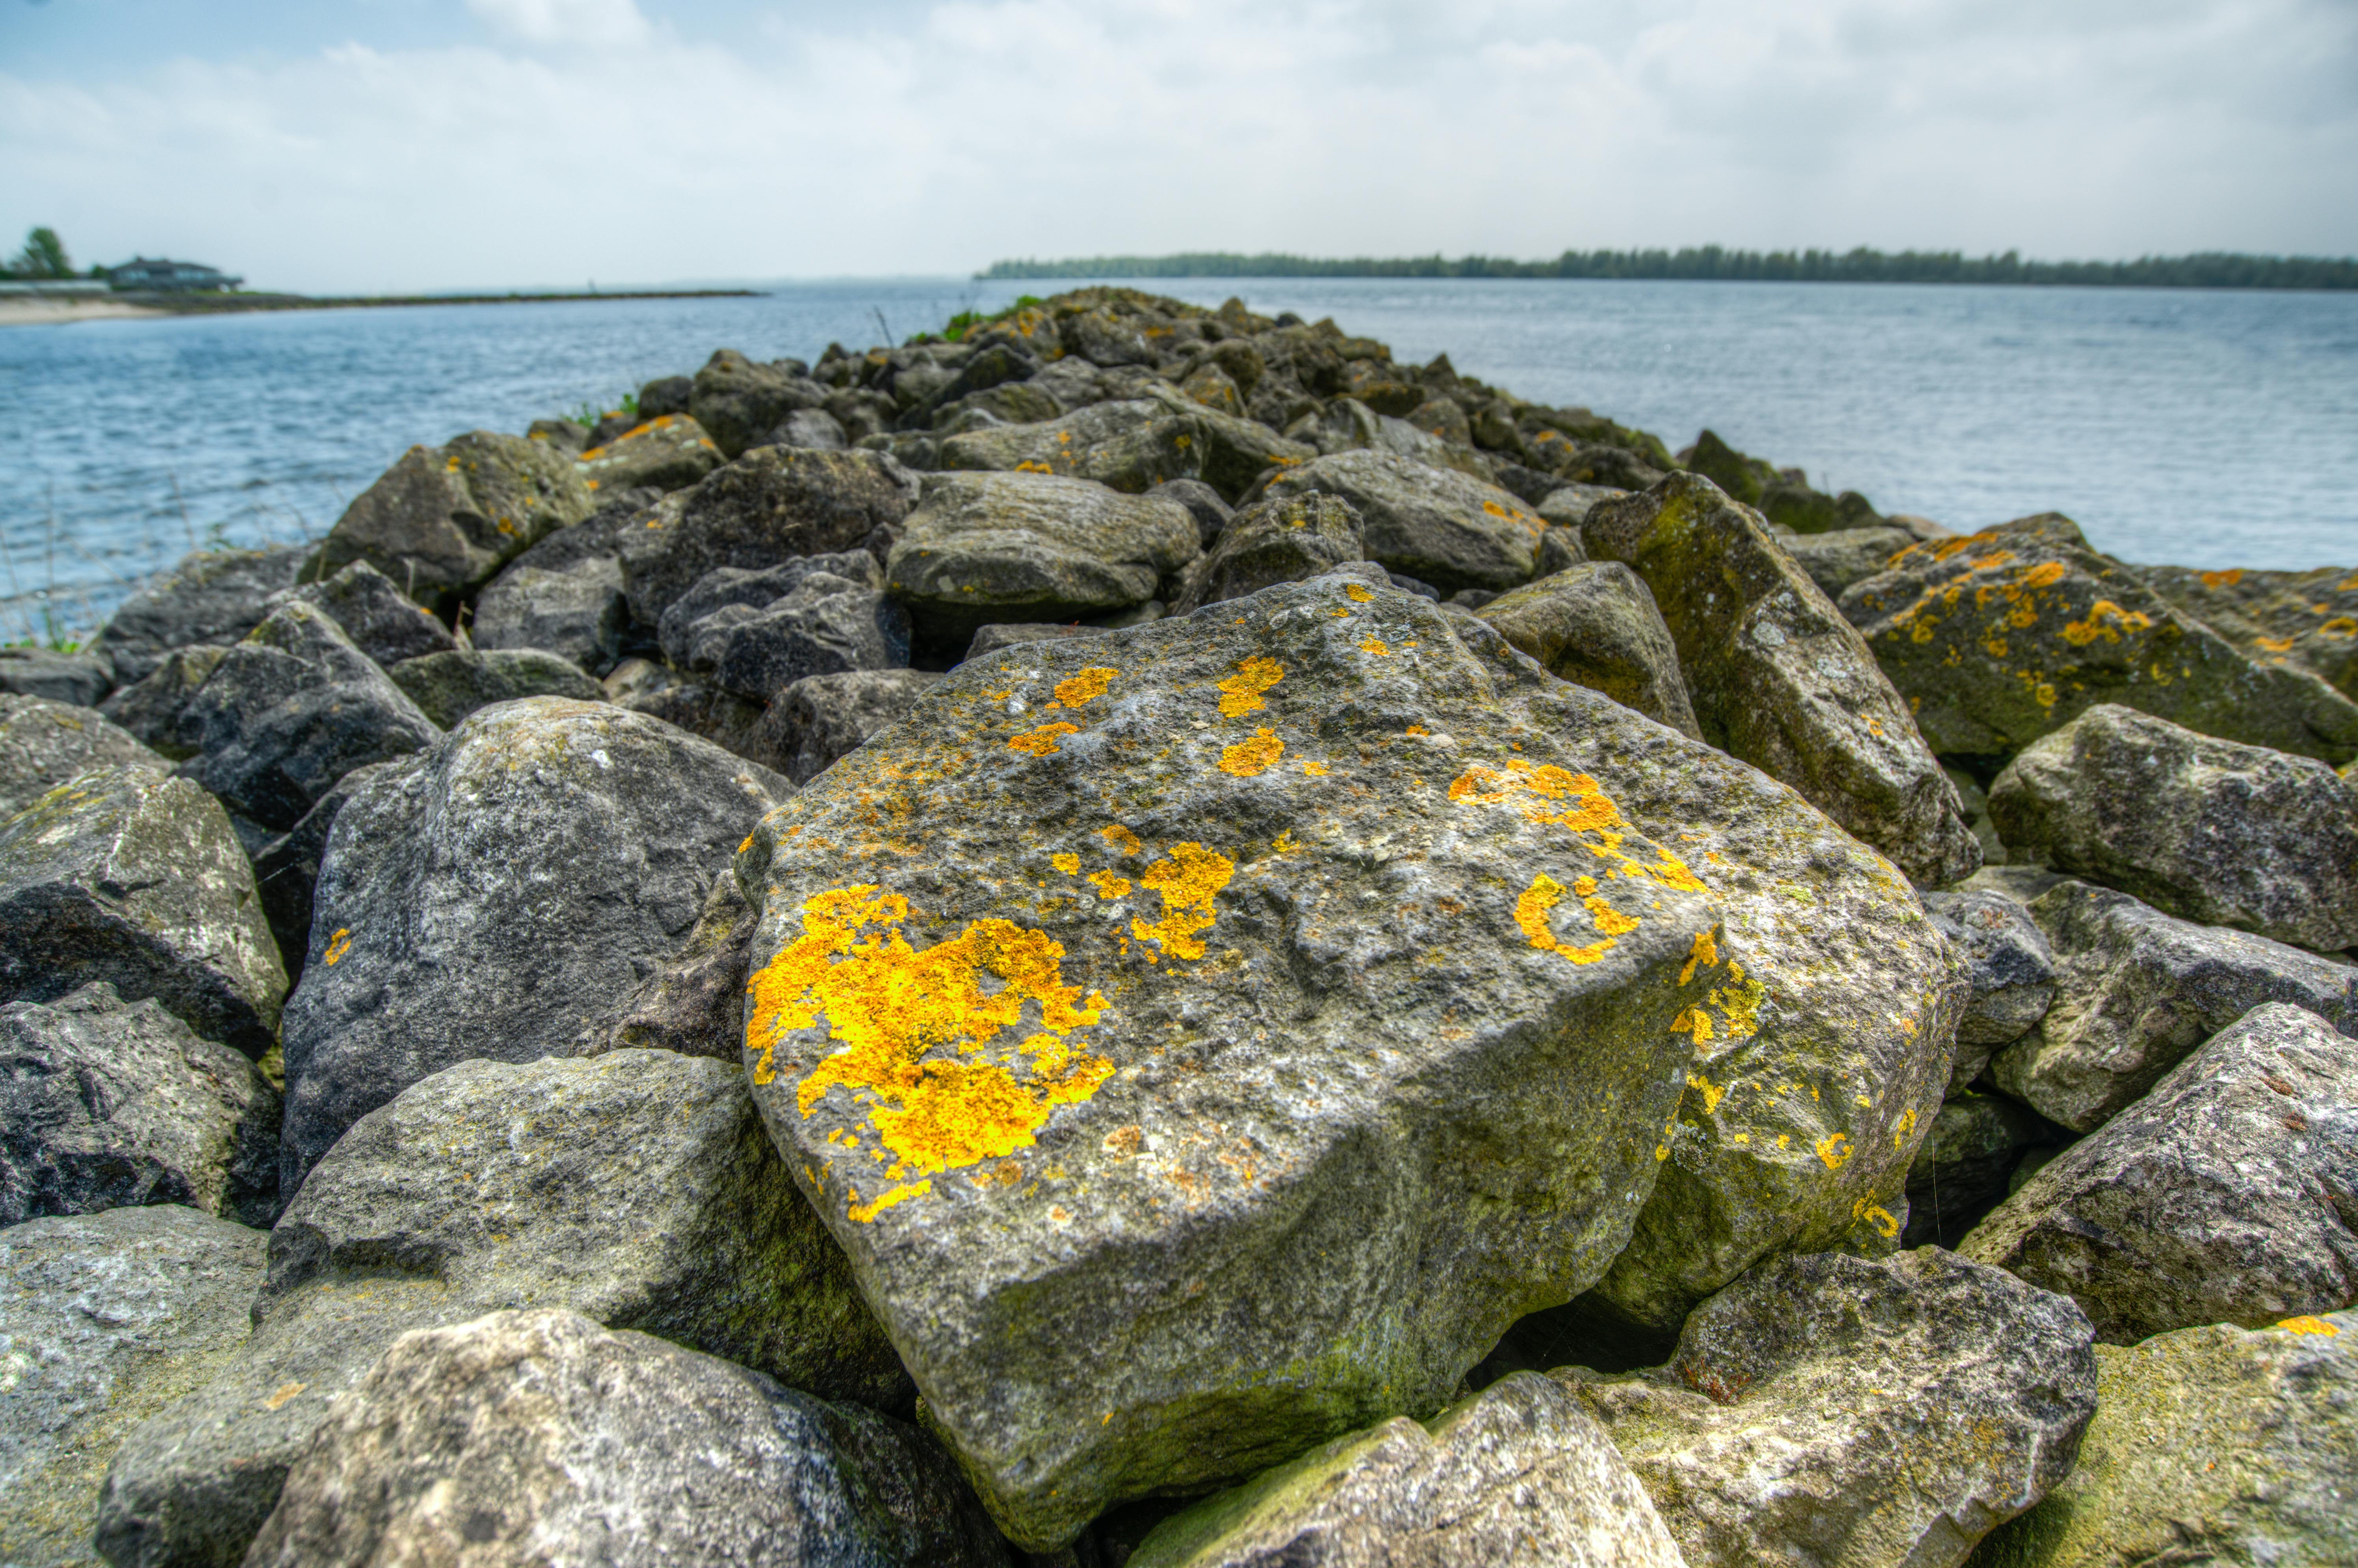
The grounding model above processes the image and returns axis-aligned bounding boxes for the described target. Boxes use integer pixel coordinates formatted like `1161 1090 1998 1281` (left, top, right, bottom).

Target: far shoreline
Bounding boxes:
0 287 763 328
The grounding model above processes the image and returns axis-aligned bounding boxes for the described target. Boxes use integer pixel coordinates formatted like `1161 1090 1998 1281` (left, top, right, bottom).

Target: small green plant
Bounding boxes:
936 294 1047 344
563 391 640 428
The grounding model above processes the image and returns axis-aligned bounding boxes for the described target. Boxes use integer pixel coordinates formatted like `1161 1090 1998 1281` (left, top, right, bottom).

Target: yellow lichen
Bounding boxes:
1051 853 1080 874
2198 569 2245 587
1131 843 1235 960
745 887 1115 1219
2021 561 2067 588
1360 637 1390 656
1055 667 1118 708
1301 760 1330 777
1100 824 1144 856
1709 963 1763 1038
322 928 353 967
1513 873 1621 965
849 1181 931 1221
1008 721 1080 757
1851 1199 1899 1239
2278 1315 2341 1336
1671 1007 1714 1044
1816 1132 1852 1170
1220 728 1284 777
1345 584 1373 602
1086 870 1132 899
2061 599 2151 647
1685 1073 1726 1114
1678 928 1719 985
1217 656 1285 717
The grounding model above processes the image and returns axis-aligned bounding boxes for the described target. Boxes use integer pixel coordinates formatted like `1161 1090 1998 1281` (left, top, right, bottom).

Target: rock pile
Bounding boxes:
3 286 2350 1567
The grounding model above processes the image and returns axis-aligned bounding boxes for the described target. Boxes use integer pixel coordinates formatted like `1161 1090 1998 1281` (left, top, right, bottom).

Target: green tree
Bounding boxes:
7 227 73 279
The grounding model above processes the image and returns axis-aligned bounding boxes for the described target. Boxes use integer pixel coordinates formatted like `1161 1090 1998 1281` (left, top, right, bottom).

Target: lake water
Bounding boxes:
4 276 2354 643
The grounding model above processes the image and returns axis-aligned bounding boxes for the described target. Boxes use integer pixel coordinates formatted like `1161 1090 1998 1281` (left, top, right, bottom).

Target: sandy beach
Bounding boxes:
0 296 166 327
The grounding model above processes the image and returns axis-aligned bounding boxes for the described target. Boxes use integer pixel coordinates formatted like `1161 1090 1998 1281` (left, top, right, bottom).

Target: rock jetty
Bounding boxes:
3 286 2351 1567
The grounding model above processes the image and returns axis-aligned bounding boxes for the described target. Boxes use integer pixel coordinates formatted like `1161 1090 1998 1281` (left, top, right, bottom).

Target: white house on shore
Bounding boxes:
106 257 243 292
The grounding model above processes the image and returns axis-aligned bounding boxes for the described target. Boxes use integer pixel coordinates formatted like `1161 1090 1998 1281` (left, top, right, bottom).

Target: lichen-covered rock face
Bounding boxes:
0 647 114 708
383 647 604 729
0 1206 265 1568
1987 703 2358 952
1562 1249 2098 1568
2138 560 2358 701
754 668 943 786
0 694 162 819
1128 1372 1685 1568
471 502 645 674
655 550 884 666
1255 449 1545 593
0 983 279 1229
0 763 287 1057
276 699 787 1192
242 1309 1005 1568
1991 879 2358 1132
688 349 828 459
1477 563 1703 741
1784 525 1918 602
619 446 919 625
1969 1310 2358 1568
97 1049 910 1568
89 545 310 686
315 432 595 611
884 470 1200 648
1900 1091 2061 1249
174 599 442 832
937 392 1314 504
573 412 724 494
1586 475 1980 888
1965 1003 2358 1345
250 761 397 985
1920 886 2056 1089
263 559 456 668
1169 492 1366 615
736 576 1732 1547
97 645 229 761
1838 516 2358 765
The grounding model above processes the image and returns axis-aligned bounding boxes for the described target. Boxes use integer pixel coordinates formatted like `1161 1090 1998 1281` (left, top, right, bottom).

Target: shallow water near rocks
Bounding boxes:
4 276 2353 640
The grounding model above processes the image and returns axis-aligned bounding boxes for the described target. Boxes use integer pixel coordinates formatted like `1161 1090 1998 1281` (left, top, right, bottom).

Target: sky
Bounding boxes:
4 0 2356 294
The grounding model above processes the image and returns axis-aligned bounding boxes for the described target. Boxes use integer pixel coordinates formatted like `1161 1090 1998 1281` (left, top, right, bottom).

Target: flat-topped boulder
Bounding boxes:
89 544 310 686
573 411 723 494
1254 448 1546 593
0 694 162 820
315 431 595 612
2138 559 2358 699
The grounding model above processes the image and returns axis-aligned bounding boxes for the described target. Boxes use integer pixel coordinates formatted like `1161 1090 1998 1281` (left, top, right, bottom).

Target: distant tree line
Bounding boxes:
979 247 2358 290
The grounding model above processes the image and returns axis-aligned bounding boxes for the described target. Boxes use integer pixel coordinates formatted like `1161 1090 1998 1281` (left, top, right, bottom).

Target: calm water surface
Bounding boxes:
4 277 2353 640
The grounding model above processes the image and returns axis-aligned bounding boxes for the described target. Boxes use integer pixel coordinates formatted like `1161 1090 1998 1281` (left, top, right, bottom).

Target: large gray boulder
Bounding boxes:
753 668 943 785
383 647 603 728
937 393 1314 503
1563 1249 2097 1568
1783 524 1916 601
663 568 911 702
96 647 228 762
276 698 786 1191
262 559 456 668
1586 475 1980 888
89 546 309 686
1991 878 2358 1131
313 432 595 612
470 502 643 674
654 549 884 664
1838 514 2358 764
1254 448 1545 592
2138 559 2358 700
619 446 919 625
0 764 286 1057
572 411 724 493
0 695 162 820
1477 562 1702 740
687 349 828 458
567 874 755 1061
97 1048 909 1568
1988 702 2358 951
1920 886 2057 1091
1971 1309 2358 1568
173 599 442 832
1964 1002 2358 1344
884 469 1199 647
1 983 278 1229
1167 492 1366 615
0 647 113 708
243 1308 1002 1568
0 1206 265 1568
1129 1373 1685 1568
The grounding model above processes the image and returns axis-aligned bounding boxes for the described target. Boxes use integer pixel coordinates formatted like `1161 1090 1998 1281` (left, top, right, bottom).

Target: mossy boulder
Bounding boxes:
264 559 456 667
573 412 724 495
686 349 828 459
1838 515 2358 765
1168 492 1366 614
0 693 162 820
385 647 604 729
315 432 595 612
1586 474 1980 888
734 575 1730 1547
1254 449 1545 593
1477 563 1701 740
2138 560 2358 700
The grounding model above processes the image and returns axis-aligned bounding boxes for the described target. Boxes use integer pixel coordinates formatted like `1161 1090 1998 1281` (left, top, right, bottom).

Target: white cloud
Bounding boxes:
1 0 2352 292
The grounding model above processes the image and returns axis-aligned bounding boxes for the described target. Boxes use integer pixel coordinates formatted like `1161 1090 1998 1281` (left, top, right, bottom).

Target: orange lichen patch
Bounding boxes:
1272 830 1303 853
1217 656 1286 717
1360 636 1391 656
1513 873 1622 965
1301 760 1330 777
1450 760 1707 893
1982 637 2009 658
1055 667 1118 708
1132 843 1235 960
2277 1315 2341 1336
2256 635 2296 653
1678 928 1719 986
849 1181 932 1222
1051 853 1081 874
2198 569 2246 587
1405 724 1429 737
1345 584 1374 602
2322 617 2358 638
263 1382 307 1411
1086 870 1132 900
1928 537 1976 562
2061 599 2153 647
322 928 353 967
1707 964 1763 1038
1816 1132 1852 1170
2020 561 2067 589
1851 1198 1899 1239
1685 1072 1727 1114
1220 728 1284 777
1100 824 1144 856
1014 460 1055 474
746 887 1114 1216
1008 721 1080 756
